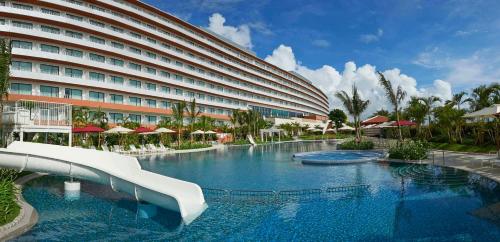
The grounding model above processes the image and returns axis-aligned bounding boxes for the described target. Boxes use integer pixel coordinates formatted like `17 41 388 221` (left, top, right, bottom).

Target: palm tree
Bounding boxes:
378 72 406 142
172 101 186 148
198 115 214 143
335 84 370 142
404 97 427 138
0 39 11 143
418 96 441 138
445 91 471 111
469 84 497 111
91 107 108 129
72 107 91 127
185 99 201 142
228 109 241 141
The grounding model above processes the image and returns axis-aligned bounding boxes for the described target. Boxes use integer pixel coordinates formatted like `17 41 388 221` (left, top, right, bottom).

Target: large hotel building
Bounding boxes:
0 0 329 126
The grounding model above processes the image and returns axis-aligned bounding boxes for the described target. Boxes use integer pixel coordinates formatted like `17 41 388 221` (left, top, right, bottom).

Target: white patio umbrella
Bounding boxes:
104 126 133 134
306 127 316 131
155 127 176 133
205 130 217 134
325 128 336 132
191 130 205 135
463 104 500 118
338 124 355 131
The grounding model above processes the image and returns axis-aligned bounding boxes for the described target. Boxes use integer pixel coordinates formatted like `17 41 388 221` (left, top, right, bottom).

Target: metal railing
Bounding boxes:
2 99 72 127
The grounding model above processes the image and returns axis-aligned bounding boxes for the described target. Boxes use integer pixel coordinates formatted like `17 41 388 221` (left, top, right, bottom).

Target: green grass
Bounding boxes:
0 203 19 226
430 142 497 153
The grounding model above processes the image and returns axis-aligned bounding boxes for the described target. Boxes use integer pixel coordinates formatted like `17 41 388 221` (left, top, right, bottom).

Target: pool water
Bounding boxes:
293 150 383 165
13 141 500 241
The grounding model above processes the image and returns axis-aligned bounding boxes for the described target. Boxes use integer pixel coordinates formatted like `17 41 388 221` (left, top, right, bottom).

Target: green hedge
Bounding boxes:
178 143 212 150
388 140 429 160
338 139 374 150
0 169 19 226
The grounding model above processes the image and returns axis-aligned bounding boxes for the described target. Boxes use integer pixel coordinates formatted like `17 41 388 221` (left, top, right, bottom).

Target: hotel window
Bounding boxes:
41 25 60 34
146 67 156 75
146 115 157 124
147 38 156 44
129 47 141 55
174 75 183 81
129 32 141 39
175 61 183 67
109 113 123 123
145 99 156 108
160 71 170 78
187 92 195 98
111 26 123 33
65 48 83 58
41 8 60 16
128 114 141 123
89 72 105 82
197 81 205 87
40 85 59 97
188 65 195 71
11 40 32 50
67 0 83 5
0 19 4 25
197 93 205 100
161 43 171 49
161 86 170 94
185 78 195 85
146 52 156 59
10 83 32 95
11 61 32 71
64 88 82 99
66 30 83 39
89 20 105 28
64 68 82 78
89 53 105 63
110 94 123 104
111 42 124 49
146 83 156 91
40 64 59 75
66 14 83 21
90 5 106 12
110 76 124 85
90 36 105 45
128 63 141 71
40 44 59 54
160 101 171 109
129 79 141 88
110 58 124 67
161 57 171 63
12 21 32 29
129 97 141 106
175 89 183 95
12 3 33 10
89 91 105 102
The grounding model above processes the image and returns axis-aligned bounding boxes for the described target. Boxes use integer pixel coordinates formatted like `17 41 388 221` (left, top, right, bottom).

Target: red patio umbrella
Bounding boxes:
392 120 417 127
134 126 154 133
72 125 105 133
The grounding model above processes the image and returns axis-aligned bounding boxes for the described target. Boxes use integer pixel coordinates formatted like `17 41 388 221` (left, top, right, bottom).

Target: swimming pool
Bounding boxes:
13 141 500 241
293 150 384 165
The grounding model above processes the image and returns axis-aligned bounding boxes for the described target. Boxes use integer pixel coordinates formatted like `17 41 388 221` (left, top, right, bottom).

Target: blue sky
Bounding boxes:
144 0 500 113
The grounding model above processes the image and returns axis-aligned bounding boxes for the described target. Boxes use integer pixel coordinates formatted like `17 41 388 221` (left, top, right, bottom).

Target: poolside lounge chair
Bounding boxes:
113 145 129 155
101 144 110 152
90 146 97 150
129 145 141 155
139 145 149 154
147 144 159 153
158 143 168 152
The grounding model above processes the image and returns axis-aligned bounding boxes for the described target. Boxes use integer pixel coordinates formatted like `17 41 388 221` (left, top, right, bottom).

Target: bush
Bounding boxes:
338 139 374 150
388 140 429 160
178 142 212 150
0 169 20 226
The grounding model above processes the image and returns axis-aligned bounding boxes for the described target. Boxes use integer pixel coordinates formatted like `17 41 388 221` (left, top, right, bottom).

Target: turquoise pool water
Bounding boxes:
13 141 500 241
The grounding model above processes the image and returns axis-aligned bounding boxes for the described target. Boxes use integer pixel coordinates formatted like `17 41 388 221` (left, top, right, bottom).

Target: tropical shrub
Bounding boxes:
388 140 429 160
0 169 19 225
338 139 374 150
178 142 212 150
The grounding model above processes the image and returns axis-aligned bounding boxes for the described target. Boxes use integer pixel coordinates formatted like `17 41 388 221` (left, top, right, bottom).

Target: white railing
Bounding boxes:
2 99 72 127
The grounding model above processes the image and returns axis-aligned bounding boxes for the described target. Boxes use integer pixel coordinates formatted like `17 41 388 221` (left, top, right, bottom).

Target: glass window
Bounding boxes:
129 97 141 106
11 40 32 49
89 72 105 82
41 8 60 16
146 52 156 59
129 47 141 55
129 79 141 88
186 78 195 85
109 113 123 123
12 21 32 29
0 19 4 25
90 5 106 12
40 64 59 75
110 58 124 67
161 86 170 93
64 88 82 99
160 101 171 109
161 57 171 63
111 42 124 49
146 83 156 91
174 75 183 81
66 14 83 21
128 63 141 71
65 48 83 58
147 38 156 44
65 30 83 39
129 32 141 39
110 94 123 104
175 61 183 67
146 99 156 108
175 89 183 95
89 91 105 102
40 85 59 97
41 25 60 34
40 44 59 53
11 61 32 71
64 68 82 78
146 115 157 124
10 83 32 95
12 3 33 10
90 36 105 45
146 67 156 75
110 76 124 85
111 26 123 33
89 53 105 62
89 20 104 28
160 71 170 78
128 114 141 123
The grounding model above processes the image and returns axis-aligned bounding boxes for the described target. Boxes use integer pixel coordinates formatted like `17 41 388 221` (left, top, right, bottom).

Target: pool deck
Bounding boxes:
389 150 500 183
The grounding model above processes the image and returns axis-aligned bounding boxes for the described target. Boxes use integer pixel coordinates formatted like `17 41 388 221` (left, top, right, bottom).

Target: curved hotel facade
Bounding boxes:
0 0 329 126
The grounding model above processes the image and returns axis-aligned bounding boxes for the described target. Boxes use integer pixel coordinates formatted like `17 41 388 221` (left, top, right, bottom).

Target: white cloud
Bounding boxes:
265 45 453 119
311 39 331 48
207 13 253 49
359 28 383 43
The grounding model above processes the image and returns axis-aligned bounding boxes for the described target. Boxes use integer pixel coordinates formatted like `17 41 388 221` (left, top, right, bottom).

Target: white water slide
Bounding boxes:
0 142 207 224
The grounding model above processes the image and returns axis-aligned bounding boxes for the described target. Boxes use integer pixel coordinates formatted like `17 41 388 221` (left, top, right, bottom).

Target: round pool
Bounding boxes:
13 141 500 241
293 150 384 165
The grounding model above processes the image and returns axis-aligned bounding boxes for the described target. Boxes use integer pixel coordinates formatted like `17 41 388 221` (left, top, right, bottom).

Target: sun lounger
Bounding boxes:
129 145 141 155
147 144 159 153
101 144 110 152
139 145 149 154
158 143 168 152
90 146 97 150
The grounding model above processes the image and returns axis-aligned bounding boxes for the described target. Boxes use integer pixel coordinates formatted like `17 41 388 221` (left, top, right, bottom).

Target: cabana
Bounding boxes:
260 128 284 142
